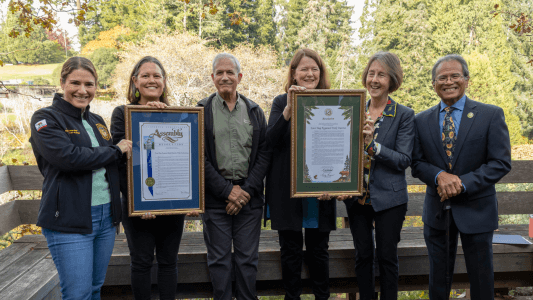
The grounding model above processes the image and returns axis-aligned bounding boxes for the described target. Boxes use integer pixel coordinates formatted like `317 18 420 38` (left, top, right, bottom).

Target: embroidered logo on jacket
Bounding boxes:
65 129 80 134
35 119 47 131
96 123 111 140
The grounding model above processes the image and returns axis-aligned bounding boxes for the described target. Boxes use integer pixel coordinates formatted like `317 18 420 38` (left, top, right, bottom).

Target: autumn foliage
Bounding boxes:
45 29 72 51
81 25 131 55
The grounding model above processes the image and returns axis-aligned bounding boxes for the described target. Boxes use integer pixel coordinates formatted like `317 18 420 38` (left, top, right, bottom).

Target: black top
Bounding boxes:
111 104 186 222
265 93 336 232
30 93 123 234
110 104 136 201
197 93 271 209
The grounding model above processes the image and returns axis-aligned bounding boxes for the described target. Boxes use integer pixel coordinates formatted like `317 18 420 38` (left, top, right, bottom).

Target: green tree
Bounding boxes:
0 13 66 64
78 0 168 47
279 0 353 64
279 0 307 63
90 47 119 89
357 0 533 144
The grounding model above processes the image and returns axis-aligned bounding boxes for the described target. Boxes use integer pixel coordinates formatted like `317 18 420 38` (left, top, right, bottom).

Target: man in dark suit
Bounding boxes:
411 54 511 300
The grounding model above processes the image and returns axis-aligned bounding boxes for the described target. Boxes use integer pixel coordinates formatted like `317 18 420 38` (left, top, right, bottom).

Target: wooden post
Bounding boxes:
343 217 350 228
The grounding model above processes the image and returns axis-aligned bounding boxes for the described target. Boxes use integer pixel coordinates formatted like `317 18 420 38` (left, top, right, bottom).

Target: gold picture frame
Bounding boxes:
125 105 205 216
290 89 366 198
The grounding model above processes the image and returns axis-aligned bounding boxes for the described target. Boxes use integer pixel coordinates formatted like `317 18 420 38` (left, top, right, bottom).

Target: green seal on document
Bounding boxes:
145 177 155 187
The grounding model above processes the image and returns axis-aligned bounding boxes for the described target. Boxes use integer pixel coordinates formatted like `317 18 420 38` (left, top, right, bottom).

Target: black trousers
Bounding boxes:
278 228 331 300
346 202 407 300
424 213 494 300
202 205 263 300
121 203 185 300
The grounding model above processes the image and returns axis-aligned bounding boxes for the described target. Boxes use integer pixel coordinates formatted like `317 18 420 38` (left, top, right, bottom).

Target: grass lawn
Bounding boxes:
0 63 59 83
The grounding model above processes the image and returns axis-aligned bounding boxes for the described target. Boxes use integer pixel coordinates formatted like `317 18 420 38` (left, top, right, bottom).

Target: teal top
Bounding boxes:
266 198 319 228
82 116 111 206
302 198 319 228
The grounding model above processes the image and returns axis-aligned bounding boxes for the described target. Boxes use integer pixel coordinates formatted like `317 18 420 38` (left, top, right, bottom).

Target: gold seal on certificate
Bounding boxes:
145 177 155 187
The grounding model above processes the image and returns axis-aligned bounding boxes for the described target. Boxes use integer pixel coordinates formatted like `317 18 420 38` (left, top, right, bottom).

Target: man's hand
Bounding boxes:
437 172 464 202
226 201 242 215
228 185 250 208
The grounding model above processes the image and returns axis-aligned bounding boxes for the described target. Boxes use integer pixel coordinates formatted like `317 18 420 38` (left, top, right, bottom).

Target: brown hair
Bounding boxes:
362 51 403 93
127 56 169 105
284 48 331 92
60 57 98 84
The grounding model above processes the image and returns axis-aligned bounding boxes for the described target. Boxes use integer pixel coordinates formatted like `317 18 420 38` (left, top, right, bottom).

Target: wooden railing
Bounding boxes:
1 162 533 299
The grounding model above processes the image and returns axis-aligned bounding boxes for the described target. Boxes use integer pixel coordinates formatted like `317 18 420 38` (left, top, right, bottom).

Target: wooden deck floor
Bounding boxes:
1 226 533 299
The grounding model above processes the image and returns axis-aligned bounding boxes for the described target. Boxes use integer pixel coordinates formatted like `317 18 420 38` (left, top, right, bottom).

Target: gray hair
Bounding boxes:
431 54 470 82
212 53 241 74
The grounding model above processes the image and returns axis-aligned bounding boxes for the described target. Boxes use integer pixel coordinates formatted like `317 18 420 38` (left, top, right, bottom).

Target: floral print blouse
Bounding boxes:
358 98 397 205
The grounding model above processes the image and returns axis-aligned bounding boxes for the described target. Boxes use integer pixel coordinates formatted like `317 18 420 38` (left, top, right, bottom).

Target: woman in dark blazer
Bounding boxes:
265 48 335 300
338 51 415 300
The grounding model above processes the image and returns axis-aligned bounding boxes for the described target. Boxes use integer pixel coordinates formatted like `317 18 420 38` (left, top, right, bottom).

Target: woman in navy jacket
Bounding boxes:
338 52 415 300
29 57 132 299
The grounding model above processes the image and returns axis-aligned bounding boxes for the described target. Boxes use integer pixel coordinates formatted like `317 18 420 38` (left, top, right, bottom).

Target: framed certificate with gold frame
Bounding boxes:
290 90 366 198
125 106 205 216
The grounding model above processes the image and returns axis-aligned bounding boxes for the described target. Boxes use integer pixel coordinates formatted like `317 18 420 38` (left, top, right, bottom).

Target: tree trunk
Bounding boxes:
183 2 187 31
199 9 202 38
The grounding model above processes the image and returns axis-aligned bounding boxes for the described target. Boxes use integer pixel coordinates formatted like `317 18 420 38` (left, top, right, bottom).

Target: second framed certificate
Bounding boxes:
125 106 205 216
291 90 366 198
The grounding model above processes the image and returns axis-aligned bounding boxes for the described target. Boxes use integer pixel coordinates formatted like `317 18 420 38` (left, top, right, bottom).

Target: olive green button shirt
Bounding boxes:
212 92 253 180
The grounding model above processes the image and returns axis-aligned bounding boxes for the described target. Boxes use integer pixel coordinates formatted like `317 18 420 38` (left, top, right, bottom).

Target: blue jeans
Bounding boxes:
43 202 116 300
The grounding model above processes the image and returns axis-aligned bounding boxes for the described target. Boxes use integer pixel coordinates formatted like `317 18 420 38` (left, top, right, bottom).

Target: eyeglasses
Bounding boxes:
434 74 466 84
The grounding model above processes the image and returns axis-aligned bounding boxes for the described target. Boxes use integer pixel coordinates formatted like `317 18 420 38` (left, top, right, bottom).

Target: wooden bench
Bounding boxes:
1 162 533 299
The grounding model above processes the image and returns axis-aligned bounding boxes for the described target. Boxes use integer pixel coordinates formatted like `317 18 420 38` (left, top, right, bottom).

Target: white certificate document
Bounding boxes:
139 122 192 201
304 105 353 183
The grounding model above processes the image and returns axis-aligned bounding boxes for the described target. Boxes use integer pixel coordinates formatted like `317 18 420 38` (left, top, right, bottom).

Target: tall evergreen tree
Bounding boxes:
279 0 307 63
357 0 533 143
256 0 277 47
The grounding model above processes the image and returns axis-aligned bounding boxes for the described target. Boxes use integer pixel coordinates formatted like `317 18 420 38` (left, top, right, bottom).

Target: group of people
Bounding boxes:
29 48 512 300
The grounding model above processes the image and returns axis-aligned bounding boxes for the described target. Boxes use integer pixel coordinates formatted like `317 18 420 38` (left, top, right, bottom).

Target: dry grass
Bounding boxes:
0 63 59 82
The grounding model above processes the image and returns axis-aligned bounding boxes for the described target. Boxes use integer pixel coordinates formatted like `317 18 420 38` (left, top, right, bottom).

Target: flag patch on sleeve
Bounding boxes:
35 119 48 131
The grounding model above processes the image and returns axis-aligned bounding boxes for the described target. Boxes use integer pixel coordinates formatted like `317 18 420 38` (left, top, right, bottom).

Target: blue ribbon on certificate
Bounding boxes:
147 148 153 196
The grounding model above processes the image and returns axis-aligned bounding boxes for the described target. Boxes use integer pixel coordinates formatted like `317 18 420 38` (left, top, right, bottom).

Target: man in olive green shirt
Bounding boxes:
197 53 270 300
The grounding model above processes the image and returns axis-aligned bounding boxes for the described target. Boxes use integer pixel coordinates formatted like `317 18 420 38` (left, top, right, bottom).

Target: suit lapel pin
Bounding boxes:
467 112 474 118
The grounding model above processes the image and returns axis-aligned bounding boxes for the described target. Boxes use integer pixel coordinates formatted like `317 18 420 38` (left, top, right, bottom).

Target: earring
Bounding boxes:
135 89 140 98
162 91 165 98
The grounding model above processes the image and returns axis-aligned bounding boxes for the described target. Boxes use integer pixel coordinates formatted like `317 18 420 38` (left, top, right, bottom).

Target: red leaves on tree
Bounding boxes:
46 29 72 51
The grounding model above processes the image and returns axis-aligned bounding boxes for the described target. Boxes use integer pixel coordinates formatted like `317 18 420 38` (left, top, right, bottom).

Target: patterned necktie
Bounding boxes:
442 107 457 171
